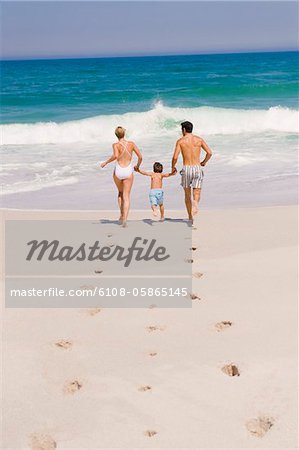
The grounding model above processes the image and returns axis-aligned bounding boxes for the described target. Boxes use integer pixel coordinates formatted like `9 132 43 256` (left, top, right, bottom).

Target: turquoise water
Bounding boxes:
1 51 298 209
2 51 298 123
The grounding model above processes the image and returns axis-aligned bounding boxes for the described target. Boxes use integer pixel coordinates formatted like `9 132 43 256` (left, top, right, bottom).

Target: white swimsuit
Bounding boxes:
114 141 134 180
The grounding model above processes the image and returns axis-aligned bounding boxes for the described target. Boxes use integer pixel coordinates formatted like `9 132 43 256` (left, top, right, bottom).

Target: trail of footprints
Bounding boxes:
29 240 274 448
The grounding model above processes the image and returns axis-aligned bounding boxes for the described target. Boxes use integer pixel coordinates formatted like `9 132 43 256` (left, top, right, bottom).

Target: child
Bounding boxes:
136 162 176 220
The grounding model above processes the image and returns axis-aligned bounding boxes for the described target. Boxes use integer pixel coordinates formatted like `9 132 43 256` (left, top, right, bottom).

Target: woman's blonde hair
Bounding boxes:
115 126 126 139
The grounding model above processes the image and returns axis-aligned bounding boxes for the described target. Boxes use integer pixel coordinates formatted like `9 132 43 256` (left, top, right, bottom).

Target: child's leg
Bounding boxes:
149 191 158 216
151 204 158 216
159 204 165 220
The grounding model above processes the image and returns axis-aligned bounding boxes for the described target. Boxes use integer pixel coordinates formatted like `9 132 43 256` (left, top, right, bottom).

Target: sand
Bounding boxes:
1 205 298 449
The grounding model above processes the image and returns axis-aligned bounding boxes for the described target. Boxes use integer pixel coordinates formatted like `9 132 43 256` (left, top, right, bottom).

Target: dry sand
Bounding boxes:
1 205 298 449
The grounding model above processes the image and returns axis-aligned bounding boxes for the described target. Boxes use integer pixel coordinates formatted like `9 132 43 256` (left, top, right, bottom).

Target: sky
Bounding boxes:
1 1 298 59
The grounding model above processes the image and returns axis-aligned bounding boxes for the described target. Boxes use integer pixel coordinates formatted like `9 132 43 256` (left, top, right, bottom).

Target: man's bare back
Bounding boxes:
177 134 203 166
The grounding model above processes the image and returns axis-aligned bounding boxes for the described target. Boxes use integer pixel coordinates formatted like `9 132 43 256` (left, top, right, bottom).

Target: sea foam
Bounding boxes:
1 102 298 145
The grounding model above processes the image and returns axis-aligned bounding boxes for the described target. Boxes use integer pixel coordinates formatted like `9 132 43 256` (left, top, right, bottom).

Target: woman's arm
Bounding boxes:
136 168 152 176
100 144 118 168
132 142 142 170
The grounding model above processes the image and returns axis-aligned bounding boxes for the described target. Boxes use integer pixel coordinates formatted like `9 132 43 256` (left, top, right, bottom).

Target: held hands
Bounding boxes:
171 167 177 175
134 166 140 172
200 162 206 167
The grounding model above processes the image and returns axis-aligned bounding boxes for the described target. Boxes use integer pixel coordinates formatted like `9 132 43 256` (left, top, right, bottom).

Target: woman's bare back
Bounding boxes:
114 140 134 167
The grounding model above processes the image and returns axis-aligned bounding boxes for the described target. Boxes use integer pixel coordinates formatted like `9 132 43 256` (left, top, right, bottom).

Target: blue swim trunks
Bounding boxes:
149 188 164 206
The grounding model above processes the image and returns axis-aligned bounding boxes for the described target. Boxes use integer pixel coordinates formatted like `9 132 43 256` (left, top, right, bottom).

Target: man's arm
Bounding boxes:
162 168 177 178
133 142 142 170
171 140 181 172
200 139 212 166
100 144 117 168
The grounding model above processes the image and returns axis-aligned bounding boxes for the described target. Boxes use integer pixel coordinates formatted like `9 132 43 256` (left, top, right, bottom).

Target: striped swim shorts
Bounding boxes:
180 165 204 189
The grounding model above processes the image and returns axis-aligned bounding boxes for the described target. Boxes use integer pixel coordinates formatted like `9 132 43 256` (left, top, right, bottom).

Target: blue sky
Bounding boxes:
1 2 298 59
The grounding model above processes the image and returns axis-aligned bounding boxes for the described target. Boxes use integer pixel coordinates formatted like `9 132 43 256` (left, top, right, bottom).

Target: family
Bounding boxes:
101 121 213 227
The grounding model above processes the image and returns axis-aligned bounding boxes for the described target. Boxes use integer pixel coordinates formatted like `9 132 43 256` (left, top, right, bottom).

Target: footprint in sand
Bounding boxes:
29 433 57 450
94 270 103 274
63 380 83 395
221 363 240 377
189 293 201 301
190 247 197 251
107 234 113 238
215 321 233 332
138 385 152 392
79 284 95 290
146 325 165 333
246 416 274 437
148 352 157 357
193 272 203 279
144 430 157 437
184 258 193 264
148 304 157 309
82 308 101 316
53 339 73 350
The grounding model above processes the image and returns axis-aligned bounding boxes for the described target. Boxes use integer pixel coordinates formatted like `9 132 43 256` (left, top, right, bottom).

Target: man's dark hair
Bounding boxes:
181 121 193 133
153 162 163 173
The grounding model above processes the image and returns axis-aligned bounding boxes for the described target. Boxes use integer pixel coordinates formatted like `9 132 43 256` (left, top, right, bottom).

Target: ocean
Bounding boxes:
1 51 298 210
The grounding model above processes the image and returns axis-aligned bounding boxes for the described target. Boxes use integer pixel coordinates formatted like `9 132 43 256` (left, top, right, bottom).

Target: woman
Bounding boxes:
101 126 142 227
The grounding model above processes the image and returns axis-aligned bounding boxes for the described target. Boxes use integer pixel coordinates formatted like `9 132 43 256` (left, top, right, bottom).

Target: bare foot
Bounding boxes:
152 206 158 217
246 416 274 437
122 221 128 228
30 433 57 450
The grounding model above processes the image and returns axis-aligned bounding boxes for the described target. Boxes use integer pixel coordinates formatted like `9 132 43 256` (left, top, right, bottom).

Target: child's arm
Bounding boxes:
162 168 177 178
100 144 118 168
136 168 152 176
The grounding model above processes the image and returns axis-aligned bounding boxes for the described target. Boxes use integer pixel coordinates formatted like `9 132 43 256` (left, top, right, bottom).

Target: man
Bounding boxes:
172 121 212 221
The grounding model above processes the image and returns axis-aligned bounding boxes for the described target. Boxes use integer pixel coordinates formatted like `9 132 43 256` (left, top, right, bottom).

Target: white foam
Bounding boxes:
1 102 298 145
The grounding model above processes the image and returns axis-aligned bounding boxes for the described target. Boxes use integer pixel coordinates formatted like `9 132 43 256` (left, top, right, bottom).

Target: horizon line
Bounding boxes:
1 48 298 63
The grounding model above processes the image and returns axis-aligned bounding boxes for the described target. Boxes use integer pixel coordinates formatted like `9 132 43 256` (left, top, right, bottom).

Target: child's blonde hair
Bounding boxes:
115 126 126 139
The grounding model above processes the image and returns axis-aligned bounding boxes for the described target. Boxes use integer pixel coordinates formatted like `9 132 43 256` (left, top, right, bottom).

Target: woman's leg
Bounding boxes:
122 173 134 226
113 172 124 222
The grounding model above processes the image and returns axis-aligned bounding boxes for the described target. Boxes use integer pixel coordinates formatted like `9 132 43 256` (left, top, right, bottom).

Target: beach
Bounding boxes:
1 48 298 449
2 204 298 449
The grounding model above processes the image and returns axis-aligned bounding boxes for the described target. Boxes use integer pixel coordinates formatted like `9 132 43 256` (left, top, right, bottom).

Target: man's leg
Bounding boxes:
184 188 192 221
192 188 201 216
